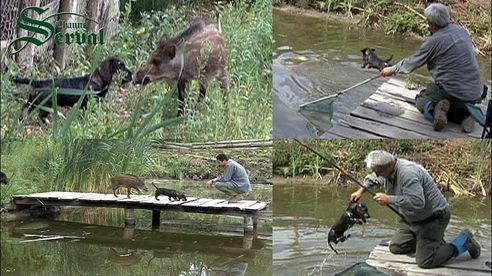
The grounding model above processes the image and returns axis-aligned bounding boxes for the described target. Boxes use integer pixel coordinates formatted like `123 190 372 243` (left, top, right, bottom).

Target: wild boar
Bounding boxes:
134 17 229 116
110 174 148 198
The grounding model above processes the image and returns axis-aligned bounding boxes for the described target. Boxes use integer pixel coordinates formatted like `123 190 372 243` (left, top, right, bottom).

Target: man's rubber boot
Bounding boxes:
422 101 434 122
450 228 481 259
461 115 475 133
433 99 450 131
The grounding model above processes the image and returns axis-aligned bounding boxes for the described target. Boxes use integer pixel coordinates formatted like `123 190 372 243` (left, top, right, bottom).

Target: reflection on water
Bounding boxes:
272 181 492 275
273 8 492 138
1 218 272 275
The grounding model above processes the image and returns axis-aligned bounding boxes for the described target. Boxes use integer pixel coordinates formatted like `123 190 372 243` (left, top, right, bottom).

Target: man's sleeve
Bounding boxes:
363 173 381 190
215 164 235 182
391 38 436 74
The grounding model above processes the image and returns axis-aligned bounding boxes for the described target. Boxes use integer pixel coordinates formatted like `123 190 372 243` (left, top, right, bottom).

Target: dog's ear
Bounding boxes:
93 58 113 84
371 48 376 52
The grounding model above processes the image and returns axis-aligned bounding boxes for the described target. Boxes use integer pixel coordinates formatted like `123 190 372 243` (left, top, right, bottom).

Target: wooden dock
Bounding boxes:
323 78 487 138
366 244 492 275
11 192 269 233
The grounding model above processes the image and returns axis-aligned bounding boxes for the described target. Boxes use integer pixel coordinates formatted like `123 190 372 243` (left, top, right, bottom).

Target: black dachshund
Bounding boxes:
361 48 393 72
14 57 133 124
328 202 370 254
152 183 187 201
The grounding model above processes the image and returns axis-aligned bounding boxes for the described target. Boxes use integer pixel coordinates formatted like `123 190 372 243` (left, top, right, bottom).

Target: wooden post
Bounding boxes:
244 216 254 233
122 225 135 239
124 208 135 226
152 210 160 229
242 233 253 249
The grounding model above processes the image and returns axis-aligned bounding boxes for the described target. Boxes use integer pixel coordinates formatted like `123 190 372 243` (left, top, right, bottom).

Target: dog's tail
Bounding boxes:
385 55 393 62
328 242 339 254
151 182 158 189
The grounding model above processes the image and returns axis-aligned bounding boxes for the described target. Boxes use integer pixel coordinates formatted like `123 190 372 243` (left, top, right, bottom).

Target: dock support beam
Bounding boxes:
124 208 136 226
152 210 160 229
244 215 257 233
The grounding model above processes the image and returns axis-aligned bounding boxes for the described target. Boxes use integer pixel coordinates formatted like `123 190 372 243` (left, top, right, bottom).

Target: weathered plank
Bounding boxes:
182 198 217 207
367 244 491 276
330 77 487 138
351 106 468 139
340 116 428 138
12 193 268 216
244 202 269 211
324 124 384 139
365 95 483 138
196 199 228 207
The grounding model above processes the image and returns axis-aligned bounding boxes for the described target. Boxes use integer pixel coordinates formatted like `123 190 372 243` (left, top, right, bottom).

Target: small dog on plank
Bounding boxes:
361 48 393 72
328 202 370 254
152 183 187 201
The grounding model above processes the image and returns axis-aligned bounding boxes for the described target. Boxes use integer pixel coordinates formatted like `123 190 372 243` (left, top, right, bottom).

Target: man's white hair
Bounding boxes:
365 150 396 169
424 3 450 28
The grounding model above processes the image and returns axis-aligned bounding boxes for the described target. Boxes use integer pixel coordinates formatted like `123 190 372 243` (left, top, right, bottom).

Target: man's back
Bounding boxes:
424 24 482 101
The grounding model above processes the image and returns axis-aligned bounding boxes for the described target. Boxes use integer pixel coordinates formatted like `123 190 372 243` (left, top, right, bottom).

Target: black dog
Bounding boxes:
327 202 370 254
361 48 393 72
14 56 133 123
0 171 9 185
152 183 187 201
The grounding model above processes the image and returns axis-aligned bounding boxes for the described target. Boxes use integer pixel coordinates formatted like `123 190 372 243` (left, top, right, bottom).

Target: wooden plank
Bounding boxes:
78 194 118 201
116 195 153 203
351 106 467 139
182 198 216 207
340 116 428 138
244 202 269 211
367 245 492 275
324 123 384 139
198 199 228 207
235 200 260 209
365 96 483 138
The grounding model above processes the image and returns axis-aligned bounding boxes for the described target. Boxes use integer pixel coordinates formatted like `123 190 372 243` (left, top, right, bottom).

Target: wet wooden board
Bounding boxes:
330 78 486 138
367 244 492 276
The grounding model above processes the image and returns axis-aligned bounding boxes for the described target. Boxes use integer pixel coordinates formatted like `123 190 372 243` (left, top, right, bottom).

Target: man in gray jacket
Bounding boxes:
351 150 480 268
207 153 252 200
380 3 484 133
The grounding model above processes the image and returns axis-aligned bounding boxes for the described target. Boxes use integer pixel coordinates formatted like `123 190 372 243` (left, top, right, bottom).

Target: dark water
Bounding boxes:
1 181 273 275
273 8 492 138
272 180 492 275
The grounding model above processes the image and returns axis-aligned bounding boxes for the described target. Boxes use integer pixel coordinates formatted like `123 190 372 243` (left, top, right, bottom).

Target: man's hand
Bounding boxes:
380 67 394 77
206 180 213 188
373 192 390 205
350 187 365 202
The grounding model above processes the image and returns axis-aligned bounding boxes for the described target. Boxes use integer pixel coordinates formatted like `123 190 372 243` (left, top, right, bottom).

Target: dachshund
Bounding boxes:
328 202 370 254
14 57 133 124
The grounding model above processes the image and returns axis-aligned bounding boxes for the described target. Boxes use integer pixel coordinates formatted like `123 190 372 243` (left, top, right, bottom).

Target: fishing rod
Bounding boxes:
294 139 405 221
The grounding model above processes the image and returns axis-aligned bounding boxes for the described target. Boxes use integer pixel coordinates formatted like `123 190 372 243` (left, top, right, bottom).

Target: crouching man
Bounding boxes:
207 153 252 201
351 150 480 268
